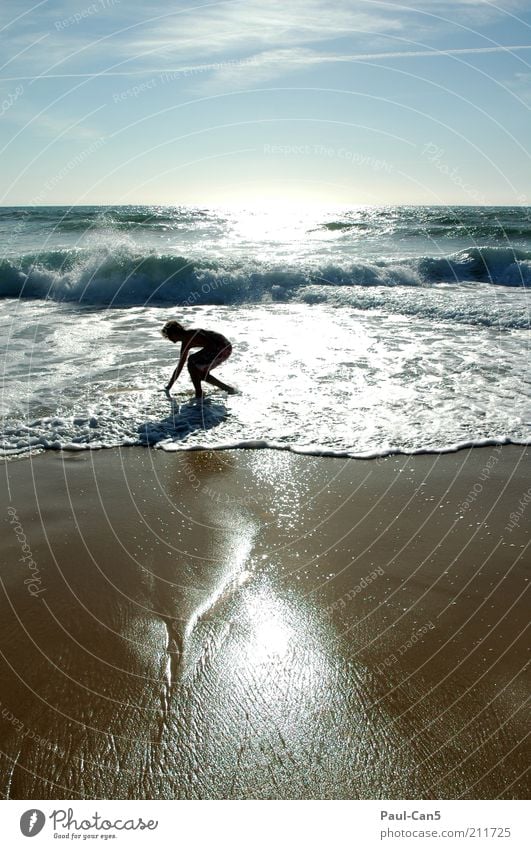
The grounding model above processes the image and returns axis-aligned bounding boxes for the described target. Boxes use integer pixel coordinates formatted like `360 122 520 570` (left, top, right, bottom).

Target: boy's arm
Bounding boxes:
165 340 192 393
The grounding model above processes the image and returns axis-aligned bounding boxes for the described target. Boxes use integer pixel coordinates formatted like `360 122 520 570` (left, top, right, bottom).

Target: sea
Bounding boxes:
0 204 530 458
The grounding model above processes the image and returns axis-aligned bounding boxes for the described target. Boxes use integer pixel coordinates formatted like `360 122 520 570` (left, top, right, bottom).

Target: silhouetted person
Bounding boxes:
161 320 236 399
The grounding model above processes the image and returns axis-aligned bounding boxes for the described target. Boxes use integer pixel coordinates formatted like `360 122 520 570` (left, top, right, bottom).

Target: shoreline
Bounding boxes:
0 446 528 799
3 434 531 463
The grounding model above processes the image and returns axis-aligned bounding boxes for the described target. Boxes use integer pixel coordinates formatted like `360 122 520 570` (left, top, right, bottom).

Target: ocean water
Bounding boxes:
1 204 530 457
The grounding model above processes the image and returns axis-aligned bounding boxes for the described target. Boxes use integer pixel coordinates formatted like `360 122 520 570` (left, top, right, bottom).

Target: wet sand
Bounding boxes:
0 446 529 799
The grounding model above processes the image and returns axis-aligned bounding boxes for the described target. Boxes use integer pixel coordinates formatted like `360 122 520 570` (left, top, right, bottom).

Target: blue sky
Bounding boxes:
1 0 530 206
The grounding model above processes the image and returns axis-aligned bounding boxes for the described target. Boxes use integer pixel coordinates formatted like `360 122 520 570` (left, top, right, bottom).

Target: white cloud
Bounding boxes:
0 0 529 87
129 0 403 62
187 41 531 94
506 70 531 104
1 96 105 141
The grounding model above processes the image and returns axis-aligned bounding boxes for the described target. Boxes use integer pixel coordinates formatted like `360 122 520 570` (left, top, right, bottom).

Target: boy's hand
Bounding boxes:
164 385 172 397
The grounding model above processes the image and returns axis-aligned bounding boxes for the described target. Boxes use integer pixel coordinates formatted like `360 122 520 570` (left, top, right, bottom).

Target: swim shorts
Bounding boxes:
188 343 232 378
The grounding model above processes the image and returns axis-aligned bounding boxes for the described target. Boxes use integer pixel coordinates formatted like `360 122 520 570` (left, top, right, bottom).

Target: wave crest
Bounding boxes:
1 245 530 309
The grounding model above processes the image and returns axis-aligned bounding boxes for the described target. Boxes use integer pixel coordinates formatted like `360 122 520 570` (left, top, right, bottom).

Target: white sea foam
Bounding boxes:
1 302 529 458
1 245 530 310
1 205 529 460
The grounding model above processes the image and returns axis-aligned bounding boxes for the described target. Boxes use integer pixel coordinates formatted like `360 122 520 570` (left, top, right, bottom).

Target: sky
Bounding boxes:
0 0 530 206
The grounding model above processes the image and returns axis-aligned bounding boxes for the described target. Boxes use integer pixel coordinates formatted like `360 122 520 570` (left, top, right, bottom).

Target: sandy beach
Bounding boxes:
0 446 528 799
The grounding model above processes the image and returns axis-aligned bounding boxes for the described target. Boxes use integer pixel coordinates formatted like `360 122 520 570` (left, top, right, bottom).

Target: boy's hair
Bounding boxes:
161 320 185 339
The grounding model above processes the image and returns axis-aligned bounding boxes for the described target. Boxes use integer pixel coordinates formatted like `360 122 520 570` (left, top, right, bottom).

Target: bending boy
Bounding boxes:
161 320 236 398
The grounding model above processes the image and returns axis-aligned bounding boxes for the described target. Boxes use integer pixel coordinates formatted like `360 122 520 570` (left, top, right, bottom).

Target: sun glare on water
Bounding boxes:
217 198 348 245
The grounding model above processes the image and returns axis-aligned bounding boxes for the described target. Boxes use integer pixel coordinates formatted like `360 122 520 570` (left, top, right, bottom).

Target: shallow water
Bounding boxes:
1 205 529 457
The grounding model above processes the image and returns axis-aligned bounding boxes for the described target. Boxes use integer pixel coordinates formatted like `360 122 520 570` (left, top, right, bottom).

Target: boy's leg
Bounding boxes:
204 374 236 393
189 347 235 395
203 345 235 393
187 361 204 398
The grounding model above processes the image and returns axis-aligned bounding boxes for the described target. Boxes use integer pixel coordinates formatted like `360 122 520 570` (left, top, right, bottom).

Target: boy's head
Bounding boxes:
161 320 185 342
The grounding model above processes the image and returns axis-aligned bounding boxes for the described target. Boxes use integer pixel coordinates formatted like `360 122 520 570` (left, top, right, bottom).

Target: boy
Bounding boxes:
161 320 236 398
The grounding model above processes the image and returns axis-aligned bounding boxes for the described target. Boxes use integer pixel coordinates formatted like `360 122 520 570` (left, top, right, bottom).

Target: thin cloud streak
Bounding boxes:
1 43 530 82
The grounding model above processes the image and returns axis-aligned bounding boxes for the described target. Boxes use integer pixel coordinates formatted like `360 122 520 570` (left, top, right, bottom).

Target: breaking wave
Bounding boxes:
1 245 531 308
